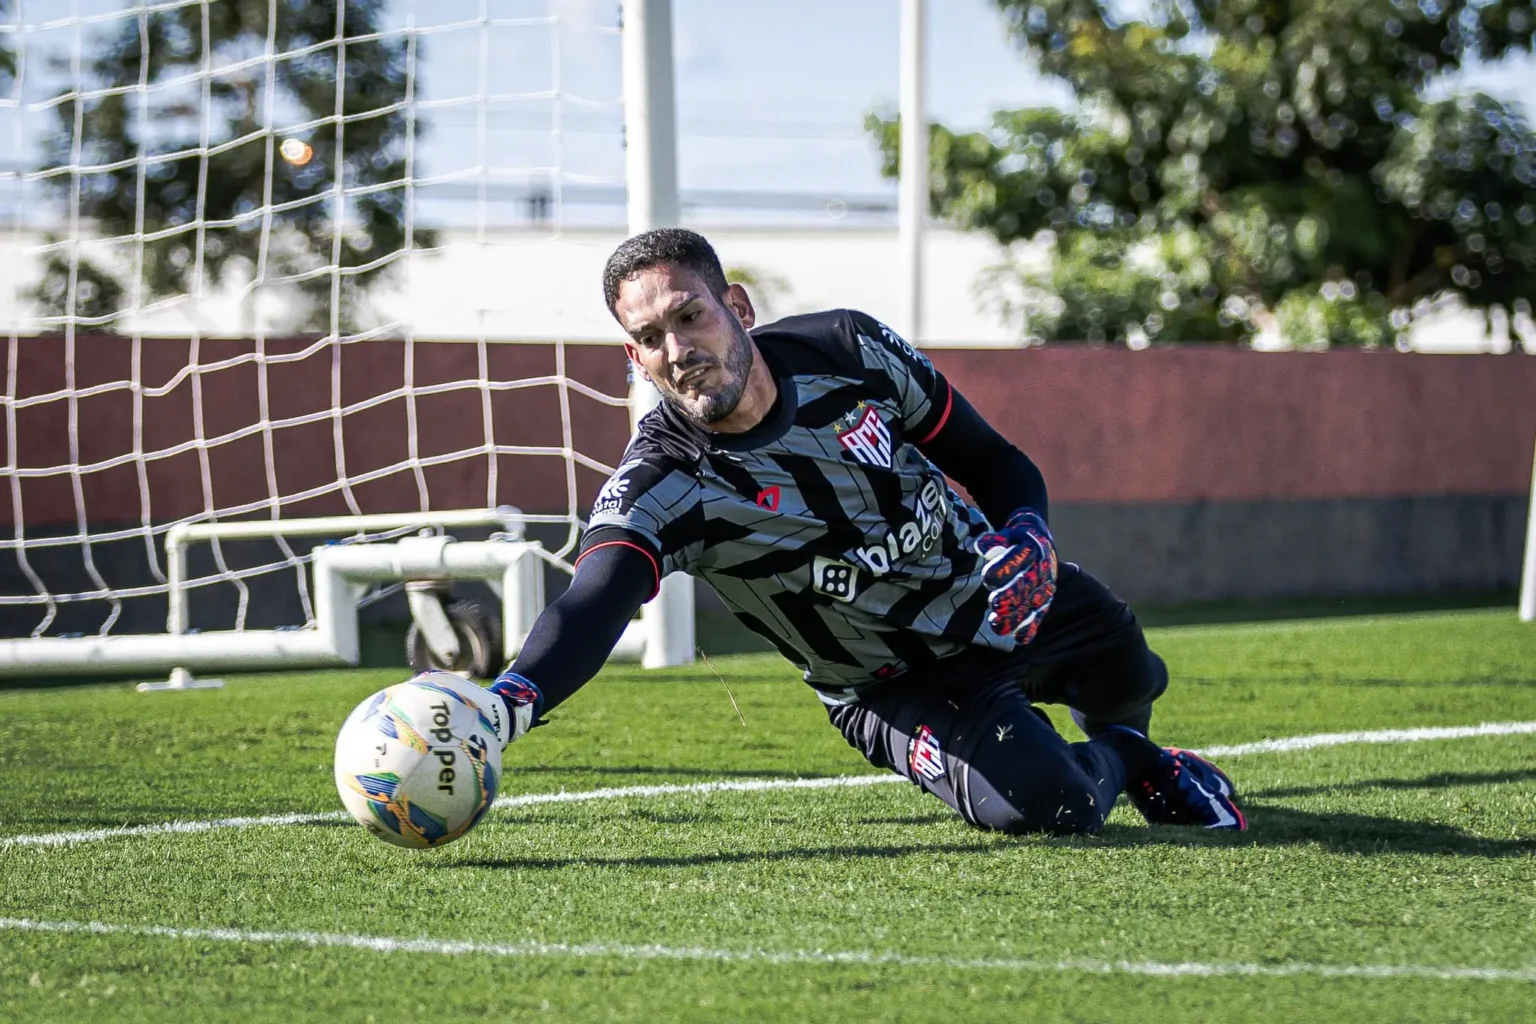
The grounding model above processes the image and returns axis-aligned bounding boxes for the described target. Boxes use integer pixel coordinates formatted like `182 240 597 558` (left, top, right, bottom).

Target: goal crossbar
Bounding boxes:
0 512 551 679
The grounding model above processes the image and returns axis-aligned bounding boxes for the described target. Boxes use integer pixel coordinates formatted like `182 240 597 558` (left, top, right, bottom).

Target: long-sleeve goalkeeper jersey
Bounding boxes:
511 308 1049 710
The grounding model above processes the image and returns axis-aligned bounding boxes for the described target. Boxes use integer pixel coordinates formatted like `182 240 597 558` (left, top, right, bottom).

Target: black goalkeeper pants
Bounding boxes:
826 564 1167 836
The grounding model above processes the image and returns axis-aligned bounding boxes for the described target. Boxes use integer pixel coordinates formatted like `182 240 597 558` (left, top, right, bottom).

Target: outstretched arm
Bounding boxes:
848 308 1057 644
488 540 655 741
845 309 1047 525
916 382 1049 525
915 383 1057 645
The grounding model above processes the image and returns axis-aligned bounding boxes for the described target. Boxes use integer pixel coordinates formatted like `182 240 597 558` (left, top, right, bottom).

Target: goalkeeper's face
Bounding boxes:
616 264 759 428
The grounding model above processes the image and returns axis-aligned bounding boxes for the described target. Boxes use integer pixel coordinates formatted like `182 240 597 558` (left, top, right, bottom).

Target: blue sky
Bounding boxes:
4 0 1535 228
394 0 1078 223
410 0 1536 225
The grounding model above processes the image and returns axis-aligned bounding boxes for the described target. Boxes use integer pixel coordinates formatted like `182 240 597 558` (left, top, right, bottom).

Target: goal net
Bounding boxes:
0 0 689 679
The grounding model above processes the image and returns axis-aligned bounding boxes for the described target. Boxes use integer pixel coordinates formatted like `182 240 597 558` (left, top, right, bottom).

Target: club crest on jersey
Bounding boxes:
835 403 893 469
908 724 945 782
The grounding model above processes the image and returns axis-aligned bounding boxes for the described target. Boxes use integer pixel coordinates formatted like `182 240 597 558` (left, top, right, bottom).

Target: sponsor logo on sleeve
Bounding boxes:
908 724 945 782
591 459 646 517
834 403 893 469
878 322 926 365
755 485 781 511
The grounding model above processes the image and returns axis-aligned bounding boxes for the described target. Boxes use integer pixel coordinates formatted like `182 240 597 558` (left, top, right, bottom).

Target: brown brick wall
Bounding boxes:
2 335 632 526
928 347 1536 504
4 336 1533 527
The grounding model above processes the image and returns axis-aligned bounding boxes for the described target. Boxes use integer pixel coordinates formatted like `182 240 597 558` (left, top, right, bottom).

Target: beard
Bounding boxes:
663 319 755 427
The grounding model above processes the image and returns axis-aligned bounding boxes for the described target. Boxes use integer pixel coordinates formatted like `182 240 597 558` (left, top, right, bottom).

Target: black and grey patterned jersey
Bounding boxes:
580 309 1012 701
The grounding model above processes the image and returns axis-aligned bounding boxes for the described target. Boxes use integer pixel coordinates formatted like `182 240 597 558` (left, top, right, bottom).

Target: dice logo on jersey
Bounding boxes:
812 556 859 602
834 403 893 469
908 724 945 782
592 460 644 516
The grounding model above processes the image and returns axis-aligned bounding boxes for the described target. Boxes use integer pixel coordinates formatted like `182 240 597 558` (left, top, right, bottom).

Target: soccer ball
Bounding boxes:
333 671 507 849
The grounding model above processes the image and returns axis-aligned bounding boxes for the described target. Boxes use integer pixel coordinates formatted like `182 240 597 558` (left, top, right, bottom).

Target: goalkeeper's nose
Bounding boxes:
663 330 697 367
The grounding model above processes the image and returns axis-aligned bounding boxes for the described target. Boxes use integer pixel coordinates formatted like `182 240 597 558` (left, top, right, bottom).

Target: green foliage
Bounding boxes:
726 263 793 321
0 0 14 85
871 0 1536 344
30 0 431 333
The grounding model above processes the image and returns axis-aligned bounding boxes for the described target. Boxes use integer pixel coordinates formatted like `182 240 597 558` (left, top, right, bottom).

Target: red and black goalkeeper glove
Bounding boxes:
975 508 1058 645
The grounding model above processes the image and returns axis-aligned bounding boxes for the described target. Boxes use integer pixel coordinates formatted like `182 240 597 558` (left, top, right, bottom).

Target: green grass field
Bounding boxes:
2 610 1534 1023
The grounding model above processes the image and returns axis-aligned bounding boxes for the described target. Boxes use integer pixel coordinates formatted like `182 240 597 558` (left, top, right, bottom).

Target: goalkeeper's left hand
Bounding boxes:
975 508 1058 645
488 670 543 750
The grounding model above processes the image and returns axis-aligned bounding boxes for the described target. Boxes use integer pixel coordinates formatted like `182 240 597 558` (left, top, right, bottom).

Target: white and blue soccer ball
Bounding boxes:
333 671 508 849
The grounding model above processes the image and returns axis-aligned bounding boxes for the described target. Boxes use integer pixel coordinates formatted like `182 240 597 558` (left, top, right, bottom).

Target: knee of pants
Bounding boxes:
1069 649 1170 736
964 750 1111 836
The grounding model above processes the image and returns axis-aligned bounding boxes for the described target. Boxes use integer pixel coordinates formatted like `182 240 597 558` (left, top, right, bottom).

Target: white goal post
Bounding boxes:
0 0 694 682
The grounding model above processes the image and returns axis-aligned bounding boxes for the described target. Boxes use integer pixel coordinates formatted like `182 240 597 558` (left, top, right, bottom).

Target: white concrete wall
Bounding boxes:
0 226 1032 346
2 224 1528 351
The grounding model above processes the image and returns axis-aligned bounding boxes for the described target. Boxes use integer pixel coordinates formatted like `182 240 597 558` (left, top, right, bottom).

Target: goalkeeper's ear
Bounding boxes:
722 282 756 329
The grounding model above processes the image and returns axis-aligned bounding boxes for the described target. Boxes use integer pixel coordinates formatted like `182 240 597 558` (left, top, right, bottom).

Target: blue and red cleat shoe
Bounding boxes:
1130 747 1248 831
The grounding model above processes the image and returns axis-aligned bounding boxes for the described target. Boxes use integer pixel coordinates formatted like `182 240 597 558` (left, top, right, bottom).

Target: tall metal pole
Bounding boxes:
621 0 693 666
898 0 927 344
622 0 679 234
1520 435 1536 622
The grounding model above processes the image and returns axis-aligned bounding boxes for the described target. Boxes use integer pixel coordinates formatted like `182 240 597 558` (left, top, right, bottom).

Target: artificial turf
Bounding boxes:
1 609 1533 1022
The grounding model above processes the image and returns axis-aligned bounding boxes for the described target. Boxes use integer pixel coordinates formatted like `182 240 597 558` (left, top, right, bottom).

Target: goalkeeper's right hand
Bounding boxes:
975 507 1058 645
488 670 543 750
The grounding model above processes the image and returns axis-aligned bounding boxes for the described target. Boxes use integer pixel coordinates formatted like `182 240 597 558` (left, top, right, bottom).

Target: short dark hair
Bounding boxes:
602 228 729 316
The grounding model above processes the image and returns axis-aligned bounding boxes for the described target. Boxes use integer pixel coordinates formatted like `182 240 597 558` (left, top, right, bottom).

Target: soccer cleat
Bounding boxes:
1130 747 1248 831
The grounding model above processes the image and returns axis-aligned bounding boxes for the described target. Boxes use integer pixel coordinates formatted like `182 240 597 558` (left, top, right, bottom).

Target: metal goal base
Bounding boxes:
136 667 226 692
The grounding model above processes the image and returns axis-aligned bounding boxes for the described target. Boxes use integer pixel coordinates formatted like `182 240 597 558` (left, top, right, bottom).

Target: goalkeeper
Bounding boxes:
490 228 1245 835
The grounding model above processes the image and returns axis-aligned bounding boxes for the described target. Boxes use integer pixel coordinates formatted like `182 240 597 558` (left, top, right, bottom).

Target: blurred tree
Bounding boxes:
726 263 794 322
870 0 1536 345
31 0 429 333
0 1 14 85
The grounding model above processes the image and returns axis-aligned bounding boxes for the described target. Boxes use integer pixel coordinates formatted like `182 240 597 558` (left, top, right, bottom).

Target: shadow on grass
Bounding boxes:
1251 767 1536 800
441 840 1004 872
1093 802 1535 857
442 801 1532 871
0 768 831 829
854 813 957 826
501 765 818 780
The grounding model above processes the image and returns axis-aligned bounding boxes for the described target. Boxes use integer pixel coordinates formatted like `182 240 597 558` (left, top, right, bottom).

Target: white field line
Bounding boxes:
0 812 348 849
0 916 1532 984
0 779 905 849
1198 720 1536 757
3 719 1534 851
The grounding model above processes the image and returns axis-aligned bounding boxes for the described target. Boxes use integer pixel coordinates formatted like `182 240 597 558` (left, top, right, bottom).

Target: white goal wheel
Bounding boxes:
405 599 501 679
